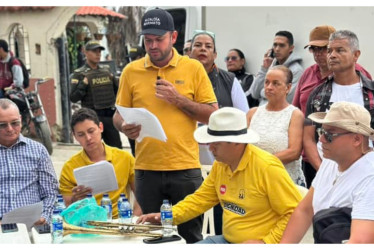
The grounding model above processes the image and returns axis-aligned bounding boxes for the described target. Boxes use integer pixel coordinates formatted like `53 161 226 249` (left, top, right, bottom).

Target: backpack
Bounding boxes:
8 56 29 89
313 207 352 244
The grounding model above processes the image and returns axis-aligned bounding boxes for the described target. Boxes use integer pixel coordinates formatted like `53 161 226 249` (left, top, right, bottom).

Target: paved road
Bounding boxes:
49 137 314 243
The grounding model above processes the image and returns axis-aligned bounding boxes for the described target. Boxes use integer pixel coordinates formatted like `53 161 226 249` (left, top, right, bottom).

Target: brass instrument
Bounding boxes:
62 220 167 239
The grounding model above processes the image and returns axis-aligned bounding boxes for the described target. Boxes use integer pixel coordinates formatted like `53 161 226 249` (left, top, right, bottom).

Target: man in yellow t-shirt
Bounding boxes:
59 108 141 218
137 107 302 244
113 8 218 243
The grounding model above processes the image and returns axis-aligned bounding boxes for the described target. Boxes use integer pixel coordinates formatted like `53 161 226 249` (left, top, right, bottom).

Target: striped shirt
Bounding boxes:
0 135 58 222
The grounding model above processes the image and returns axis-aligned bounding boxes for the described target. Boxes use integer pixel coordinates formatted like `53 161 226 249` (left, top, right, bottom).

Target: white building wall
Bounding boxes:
205 6 374 74
0 7 80 127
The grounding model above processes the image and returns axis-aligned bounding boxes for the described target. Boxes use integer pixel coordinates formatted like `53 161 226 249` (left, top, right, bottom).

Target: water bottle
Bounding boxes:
101 193 112 221
160 199 173 236
51 209 63 244
117 193 133 224
55 197 66 214
54 194 62 208
86 193 94 201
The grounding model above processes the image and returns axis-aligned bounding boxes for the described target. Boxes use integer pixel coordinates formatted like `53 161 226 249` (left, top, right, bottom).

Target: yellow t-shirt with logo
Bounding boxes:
116 48 217 171
59 144 135 218
172 144 302 243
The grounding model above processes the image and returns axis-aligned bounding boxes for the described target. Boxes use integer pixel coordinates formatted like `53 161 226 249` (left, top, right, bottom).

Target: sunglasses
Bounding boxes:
0 120 21 130
309 46 327 54
192 29 216 41
317 128 352 143
224 56 239 62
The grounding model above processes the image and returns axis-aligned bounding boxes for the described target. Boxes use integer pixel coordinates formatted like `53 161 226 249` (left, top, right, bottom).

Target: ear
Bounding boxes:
214 51 217 60
240 58 245 66
353 133 363 147
353 49 361 63
286 83 292 93
289 45 295 53
171 31 178 45
99 122 104 133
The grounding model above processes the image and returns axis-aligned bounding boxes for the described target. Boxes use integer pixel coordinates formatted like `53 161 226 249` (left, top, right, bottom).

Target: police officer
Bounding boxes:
70 40 122 149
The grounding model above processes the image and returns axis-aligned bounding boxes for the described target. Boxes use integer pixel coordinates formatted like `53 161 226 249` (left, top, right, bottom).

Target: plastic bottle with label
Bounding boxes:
51 209 63 244
101 193 112 221
118 193 132 224
160 199 173 236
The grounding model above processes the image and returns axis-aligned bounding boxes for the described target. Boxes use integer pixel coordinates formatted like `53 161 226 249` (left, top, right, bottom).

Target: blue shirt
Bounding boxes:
0 135 58 222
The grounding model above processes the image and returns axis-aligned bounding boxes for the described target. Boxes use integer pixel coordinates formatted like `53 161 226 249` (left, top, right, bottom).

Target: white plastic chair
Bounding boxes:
201 165 215 236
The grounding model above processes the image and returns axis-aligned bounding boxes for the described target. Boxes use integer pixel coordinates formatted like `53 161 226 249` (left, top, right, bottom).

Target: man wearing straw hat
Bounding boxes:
281 101 374 243
138 107 301 244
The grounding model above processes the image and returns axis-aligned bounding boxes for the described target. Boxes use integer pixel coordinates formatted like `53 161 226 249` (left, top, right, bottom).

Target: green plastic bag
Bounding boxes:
61 197 107 237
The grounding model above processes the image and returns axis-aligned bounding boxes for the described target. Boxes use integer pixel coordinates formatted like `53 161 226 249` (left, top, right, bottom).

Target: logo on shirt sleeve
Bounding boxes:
220 185 226 195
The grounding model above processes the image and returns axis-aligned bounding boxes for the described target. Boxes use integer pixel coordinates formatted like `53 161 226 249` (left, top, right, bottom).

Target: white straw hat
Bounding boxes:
194 107 259 144
308 101 374 140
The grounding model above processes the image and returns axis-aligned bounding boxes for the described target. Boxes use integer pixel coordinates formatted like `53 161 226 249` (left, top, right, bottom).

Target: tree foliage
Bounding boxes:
106 6 145 71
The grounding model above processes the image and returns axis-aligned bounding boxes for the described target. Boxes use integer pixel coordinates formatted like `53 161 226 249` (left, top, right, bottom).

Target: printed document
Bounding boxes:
1 201 43 229
73 160 118 195
115 105 167 142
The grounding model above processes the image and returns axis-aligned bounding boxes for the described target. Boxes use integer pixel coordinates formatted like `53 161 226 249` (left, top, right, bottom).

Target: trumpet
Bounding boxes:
62 220 167 238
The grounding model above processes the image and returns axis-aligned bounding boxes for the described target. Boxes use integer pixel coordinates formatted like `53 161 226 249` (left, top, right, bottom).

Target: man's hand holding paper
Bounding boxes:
71 185 93 203
73 161 118 195
115 105 167 142
121 123 141 140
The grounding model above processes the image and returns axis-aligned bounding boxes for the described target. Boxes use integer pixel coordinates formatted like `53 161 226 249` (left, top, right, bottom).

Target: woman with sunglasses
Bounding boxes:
225 49 259 108
247 65 306 186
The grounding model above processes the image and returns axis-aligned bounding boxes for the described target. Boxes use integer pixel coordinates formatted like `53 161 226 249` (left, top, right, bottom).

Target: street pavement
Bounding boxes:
49 134 313 243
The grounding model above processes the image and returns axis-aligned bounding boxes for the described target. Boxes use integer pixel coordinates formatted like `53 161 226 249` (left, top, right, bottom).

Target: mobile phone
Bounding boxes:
34 223 51 234
143 235 181 244
156 76 162 85
269 49 275 58
1 223 19 233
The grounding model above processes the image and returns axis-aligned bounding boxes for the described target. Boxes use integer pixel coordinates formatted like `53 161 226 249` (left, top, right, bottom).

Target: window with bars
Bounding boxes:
8 24 31 73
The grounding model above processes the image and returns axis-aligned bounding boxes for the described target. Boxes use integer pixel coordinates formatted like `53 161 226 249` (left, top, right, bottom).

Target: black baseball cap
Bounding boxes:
141 8 175 36
85 40 105 51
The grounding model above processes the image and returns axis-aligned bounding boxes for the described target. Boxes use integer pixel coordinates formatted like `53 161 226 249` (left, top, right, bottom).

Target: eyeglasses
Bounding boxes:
192 30 216 41
317 128 352 143
0 120 21 130
224 56 239 62
183 47 191 53
309 46 327 54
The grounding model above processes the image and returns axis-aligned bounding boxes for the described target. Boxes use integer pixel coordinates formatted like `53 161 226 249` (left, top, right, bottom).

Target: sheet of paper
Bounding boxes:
1 201 43 230
73 160 118 195
115 105 167 143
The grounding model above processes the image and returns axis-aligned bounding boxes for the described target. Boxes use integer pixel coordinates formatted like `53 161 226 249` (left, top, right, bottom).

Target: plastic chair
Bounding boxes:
201 165 215 236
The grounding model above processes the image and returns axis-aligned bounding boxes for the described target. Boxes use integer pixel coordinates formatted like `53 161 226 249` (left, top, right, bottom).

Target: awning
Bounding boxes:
76 6 127 20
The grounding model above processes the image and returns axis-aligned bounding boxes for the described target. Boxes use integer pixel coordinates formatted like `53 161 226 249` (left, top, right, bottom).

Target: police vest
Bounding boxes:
85 69 115 110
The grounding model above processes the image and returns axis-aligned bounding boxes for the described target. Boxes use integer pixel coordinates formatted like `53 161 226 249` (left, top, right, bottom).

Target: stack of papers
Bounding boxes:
73 161 118 195
115 105 167 142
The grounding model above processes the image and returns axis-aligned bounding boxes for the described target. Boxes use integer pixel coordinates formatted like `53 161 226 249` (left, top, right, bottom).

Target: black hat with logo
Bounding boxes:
141 8 175 36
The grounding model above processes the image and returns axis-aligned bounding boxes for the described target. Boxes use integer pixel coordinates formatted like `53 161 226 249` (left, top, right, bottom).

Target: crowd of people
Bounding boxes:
1 7 374 244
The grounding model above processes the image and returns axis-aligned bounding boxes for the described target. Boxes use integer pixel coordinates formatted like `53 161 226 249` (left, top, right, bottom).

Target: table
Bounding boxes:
0 223 31 244
32 218 185 244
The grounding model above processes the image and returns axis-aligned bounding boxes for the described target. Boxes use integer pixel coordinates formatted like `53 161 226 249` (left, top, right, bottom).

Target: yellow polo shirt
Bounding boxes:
116 48 217 171
172 144 302 243
59 143 135 218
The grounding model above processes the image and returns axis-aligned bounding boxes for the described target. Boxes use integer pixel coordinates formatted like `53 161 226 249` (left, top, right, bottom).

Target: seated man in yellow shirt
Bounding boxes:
59 108 141 218
137 107 302 243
